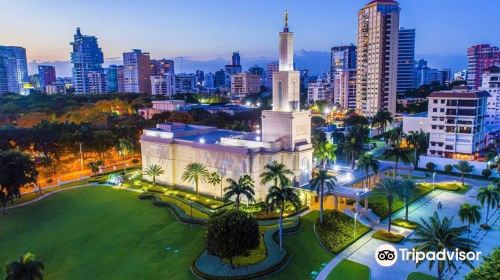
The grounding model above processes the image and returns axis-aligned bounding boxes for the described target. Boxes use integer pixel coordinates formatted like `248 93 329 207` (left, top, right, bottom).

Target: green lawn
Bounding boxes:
407 272 436 280
0 187 203 280
269 211 332 279
327 259 370 280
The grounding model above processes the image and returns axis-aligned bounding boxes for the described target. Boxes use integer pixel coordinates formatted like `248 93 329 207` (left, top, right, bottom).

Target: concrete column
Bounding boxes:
364 198 368 210
334 195 339 210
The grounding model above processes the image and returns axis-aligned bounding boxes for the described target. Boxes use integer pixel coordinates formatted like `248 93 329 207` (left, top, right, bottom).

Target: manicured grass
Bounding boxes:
0 187 203 280
316 210 371 254
392 218 419 230
372 230 405 243
407 272 436 280
327 259 370 280
268 211 332 279
368 183 434 219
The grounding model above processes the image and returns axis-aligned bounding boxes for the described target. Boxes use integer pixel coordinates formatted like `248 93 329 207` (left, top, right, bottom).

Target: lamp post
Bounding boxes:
354 212 358 237
432 171 436 189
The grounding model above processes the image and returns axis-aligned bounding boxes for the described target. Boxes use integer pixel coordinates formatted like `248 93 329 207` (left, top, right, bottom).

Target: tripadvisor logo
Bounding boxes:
375 244 481 267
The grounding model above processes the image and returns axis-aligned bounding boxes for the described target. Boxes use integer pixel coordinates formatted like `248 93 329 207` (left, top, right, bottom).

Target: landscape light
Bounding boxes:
199 138 206 144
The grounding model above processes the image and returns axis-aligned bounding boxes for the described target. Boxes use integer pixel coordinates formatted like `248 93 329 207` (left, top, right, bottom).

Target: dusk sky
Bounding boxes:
1 0 499 76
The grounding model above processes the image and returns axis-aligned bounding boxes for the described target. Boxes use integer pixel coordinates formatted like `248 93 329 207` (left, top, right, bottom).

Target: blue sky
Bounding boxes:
1 0 499 76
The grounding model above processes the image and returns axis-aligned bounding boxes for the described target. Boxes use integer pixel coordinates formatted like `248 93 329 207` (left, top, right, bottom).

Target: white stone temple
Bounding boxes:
140 15 313 200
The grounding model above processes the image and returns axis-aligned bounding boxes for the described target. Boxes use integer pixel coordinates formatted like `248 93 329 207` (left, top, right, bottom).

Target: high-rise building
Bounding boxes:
230 72 261 95
214 69 226 88
70 28 104 94
397 27 416 96
307 75 333 104
123 49 151 94
454 69 467 81
195 70 204 86
175 73 196 93
356 0 400 116
331 45 357 110
151 74 175 96
87 71 106 93
203 72 215 89
248 65 264 77
0 46 29 93
104 65 120 93
467 44 500 89
479 66 500 125
265 61 279 89
150 59 175 76
415 59 451 87
38 65 56 92
232 52 241 66
116 65 125 93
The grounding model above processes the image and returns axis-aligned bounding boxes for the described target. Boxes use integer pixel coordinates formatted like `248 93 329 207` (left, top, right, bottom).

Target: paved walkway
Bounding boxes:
316 175 496 280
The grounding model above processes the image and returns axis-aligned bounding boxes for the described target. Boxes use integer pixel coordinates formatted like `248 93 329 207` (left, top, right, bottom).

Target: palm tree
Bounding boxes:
265 182 301 251
5 252 44 280
383 145 410 177
143 164 164 188
412 211 476 280
87 160 103 178
374 178 400 234
476 184 500 226
314 141 336 170
385 127 405 146
309 169 337 223
458 203 481 238
372 110 393 133
396 179 417 221
453 160 474 186
223 175 255 210
260 160 293 188
207 172 222 198
357 153 380 189
116 138 133 172
407 130 428 167
181 163 209 194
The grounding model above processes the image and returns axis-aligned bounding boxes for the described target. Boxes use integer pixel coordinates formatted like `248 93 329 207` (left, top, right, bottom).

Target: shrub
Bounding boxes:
481 169 492 178
46 178 53 184
465 248 500 280
206 210 260 266
372 230 404 243
444 164 453 173
147 185 165 193
426 162 436 172
131 158 140 164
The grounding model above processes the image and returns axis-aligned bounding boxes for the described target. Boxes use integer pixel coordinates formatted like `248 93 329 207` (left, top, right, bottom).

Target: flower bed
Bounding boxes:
315 210 371 254
392 218 419 230
419 182 471 194
372 230 404 243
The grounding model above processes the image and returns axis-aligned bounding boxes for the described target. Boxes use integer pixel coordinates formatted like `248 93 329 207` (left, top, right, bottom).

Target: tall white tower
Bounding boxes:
262 12 311 151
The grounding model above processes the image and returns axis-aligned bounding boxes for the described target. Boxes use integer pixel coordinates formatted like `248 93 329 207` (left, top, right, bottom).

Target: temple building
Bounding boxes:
140 14 313 200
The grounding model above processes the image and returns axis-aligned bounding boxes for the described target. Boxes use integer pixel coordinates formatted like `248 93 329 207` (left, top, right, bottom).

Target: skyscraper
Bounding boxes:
356 0 400 116
225 51 242 86
397 27 416 96
479 66 500 125
123 49 151 94
331 45 357 110
265 61 279 89
150 59 175 76
70 28 104 94
0 46 29 93
104 65 119 93
467 44 500 89
232 52 241 66
38 65 56 92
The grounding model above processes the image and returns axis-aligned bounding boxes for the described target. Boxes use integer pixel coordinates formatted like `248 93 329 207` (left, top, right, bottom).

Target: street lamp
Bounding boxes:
354 212 358 237
432 172 436 189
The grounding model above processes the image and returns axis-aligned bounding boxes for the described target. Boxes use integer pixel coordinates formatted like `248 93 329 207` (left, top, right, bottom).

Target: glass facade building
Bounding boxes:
0 45 29 93
70 28 104 93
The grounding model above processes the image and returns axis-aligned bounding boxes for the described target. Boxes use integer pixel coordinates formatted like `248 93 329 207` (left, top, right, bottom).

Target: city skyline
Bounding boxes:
1 0 499 76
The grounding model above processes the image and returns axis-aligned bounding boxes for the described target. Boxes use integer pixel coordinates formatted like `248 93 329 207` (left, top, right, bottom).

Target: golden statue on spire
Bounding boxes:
284 9 288 28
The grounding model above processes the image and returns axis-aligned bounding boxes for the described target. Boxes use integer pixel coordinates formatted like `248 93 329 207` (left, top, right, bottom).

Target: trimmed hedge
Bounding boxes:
392 218 419 230
372 230 404 243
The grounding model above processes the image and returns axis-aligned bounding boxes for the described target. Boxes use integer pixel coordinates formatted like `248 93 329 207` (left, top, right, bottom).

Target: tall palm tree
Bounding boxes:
260 160 293 188
412 211 476 280
453 160 474 186
476 184 500 226
207 172 222 198
223 175 255 210
385 127 405 146
309 169 337 223
181 163 209 194
407 130 428 167
458 203 481 238
116 138 133 172
372 110 393 133
5 252 44 280
357 153 380 189
313 141 336 169
265 182 301 251
396 179 417 221
374 178 400 233
383 145 410 177
144 164 164 188
87 160 103 178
